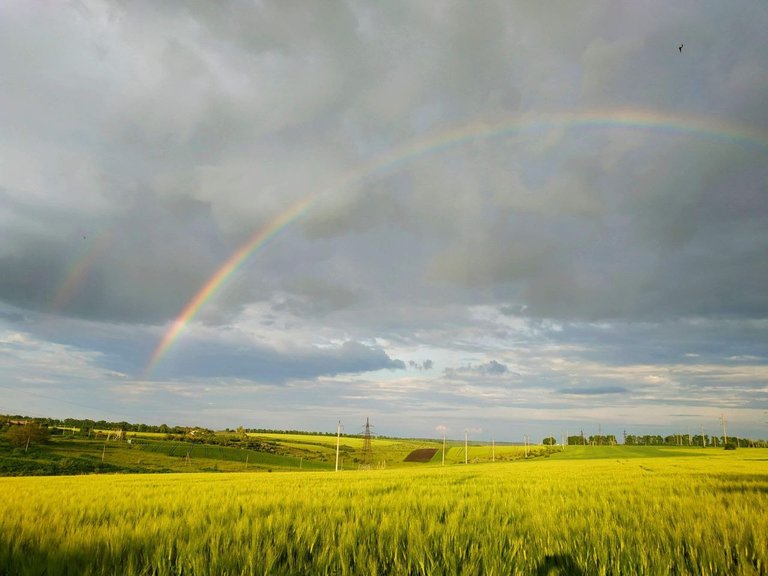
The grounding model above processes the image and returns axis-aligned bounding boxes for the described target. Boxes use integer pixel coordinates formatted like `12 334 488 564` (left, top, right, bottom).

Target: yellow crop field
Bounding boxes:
249 432 427 450
1 450 766 575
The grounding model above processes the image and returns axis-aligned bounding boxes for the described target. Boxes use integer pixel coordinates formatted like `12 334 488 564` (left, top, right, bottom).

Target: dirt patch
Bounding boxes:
404 448 439 463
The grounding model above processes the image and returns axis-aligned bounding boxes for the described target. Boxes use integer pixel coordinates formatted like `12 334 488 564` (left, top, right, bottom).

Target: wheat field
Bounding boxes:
1 449 766 575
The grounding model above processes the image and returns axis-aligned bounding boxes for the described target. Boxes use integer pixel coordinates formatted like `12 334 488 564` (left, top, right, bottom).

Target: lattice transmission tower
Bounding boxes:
361 417 374 467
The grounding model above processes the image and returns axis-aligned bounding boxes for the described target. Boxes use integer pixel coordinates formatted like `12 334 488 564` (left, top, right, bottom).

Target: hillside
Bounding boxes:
0 427 563 476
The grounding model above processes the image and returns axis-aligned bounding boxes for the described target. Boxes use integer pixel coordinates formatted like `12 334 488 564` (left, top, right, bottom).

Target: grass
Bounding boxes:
3 431 509 475
248 432 558 466
0 436 335 475
1 448 766 575
549 445 714 460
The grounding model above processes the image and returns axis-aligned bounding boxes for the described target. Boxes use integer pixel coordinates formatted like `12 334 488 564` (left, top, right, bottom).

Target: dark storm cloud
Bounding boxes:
2 0 767 327
0 191 230 323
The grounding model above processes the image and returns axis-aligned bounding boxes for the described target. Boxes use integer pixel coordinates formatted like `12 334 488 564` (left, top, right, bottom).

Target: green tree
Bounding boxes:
542 436 557 445
6 423 50 451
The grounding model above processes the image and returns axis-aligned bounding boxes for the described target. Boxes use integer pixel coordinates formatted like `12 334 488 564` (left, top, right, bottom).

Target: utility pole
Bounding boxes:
720 414 728 446
464 430 468 464
492 438 495 462
335 420 341 472
442 432 446 466
700 425 705 447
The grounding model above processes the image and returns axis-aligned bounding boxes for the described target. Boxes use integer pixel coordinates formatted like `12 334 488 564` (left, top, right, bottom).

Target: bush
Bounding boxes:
724 442 737 450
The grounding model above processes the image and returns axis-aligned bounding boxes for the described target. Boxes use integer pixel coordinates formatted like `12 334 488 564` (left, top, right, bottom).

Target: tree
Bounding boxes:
542 436 557 445
6 423 50 451
588 434 617 446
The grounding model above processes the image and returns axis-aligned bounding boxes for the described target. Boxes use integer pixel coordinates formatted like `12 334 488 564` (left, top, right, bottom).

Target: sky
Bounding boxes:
1 1 767 442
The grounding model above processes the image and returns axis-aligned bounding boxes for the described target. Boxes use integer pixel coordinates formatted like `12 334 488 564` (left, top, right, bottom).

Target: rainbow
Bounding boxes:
143 108 768 376
143 196 316 376
51 231 113 314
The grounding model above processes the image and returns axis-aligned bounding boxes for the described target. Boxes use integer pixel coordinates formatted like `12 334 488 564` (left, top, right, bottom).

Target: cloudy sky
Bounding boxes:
2 1 767 441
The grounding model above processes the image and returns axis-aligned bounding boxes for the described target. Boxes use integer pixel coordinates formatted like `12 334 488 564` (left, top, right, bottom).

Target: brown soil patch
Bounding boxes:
404 448 439 463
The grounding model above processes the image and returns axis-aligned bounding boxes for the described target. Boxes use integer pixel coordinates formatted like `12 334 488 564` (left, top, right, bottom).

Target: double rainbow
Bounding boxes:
143 108 768 376
51 231 114 314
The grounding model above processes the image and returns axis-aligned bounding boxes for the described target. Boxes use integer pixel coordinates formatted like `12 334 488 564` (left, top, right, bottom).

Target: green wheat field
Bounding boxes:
1 445 767 575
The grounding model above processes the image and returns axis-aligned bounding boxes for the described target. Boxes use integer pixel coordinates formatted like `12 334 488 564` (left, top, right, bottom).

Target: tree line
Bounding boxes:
0 414 212 436
561 432 766 448
3 414 765 449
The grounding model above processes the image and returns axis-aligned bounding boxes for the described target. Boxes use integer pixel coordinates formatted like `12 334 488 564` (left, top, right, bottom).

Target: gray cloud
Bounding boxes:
558 386 628 396
153 339 405 382
480 360 509 375
446 360 511 378
408 359 434 371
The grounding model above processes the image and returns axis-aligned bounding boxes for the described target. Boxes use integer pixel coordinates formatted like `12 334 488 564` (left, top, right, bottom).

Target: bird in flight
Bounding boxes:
679 44 683 53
